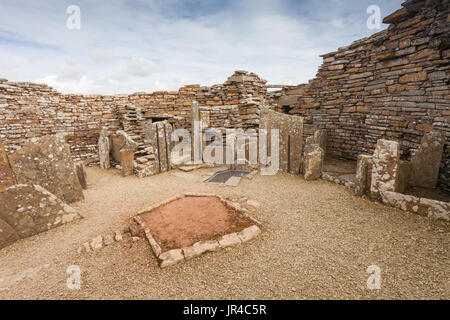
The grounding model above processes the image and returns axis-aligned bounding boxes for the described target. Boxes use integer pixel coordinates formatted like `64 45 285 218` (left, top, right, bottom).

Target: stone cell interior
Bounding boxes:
138 195 254 251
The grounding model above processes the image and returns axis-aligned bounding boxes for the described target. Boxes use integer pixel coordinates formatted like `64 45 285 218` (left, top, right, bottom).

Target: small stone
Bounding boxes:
114 231 123 241
131 236 140 242
159 249 184 268
90 235 103 250
246 200 260 208
129 224 143 237
83 242 91 253
104 234 114 246
237 225 261 243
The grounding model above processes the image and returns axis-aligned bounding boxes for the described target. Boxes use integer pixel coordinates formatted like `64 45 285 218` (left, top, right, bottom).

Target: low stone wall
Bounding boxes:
380 190 449 221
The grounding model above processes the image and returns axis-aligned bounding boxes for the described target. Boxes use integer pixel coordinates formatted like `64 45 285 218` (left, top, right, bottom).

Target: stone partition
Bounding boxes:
259 109 303 174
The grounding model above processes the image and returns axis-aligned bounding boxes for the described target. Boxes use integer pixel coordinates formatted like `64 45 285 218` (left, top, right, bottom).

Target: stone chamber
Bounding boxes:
0 0 448 273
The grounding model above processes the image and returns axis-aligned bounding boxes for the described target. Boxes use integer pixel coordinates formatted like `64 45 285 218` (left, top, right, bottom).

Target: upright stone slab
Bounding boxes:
191 101 202 163
147 121 173 174
259 109 303 174
0 138 15 192
110 130 138 164
8 135 84 204
409 130 445 189
304 144 324 181
313 129 327 154
120 149 135 176
0 184 81 248
110 130 138 176
370 139 400 201
98 128 111 170
355 155 372 196
75 162 88 190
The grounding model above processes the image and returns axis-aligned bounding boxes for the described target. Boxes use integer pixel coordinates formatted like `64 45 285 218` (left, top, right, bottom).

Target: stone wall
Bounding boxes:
0 71 267 163
271 0 449 191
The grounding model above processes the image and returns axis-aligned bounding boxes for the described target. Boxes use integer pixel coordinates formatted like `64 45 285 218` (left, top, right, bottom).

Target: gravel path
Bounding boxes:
0 167 448 299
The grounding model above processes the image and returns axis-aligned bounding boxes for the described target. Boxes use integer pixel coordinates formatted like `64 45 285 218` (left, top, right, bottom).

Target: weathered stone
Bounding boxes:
98 128 110 170
103 234 114 246
159 249 184 268
380 190 449 221
370 139 400 201
237 225 261 243
0 184 81 244
110 130 138 164
304 145 324 181
218 233 242 248
119 149 134 176
0 138 15 192
398 160 412 193
355 155 373 196
409 130 445 189
182 240 219 260
225 176 241 187
75 163 87 190
191 101 201 164
83 242 92 253
246 200 260 208
313 129 327 154
114 230 123 242
90 235 103 250
259 109 303 174
147 121 173 174
7 135 84 204
0 219 20 249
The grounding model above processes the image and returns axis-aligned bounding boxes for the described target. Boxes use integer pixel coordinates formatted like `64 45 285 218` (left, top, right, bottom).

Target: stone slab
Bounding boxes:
304 145 324 181
409 130 445 189
0 184 81 245
370 139 400 201
7 135 84 204
224 176 241 187
0 138 15 192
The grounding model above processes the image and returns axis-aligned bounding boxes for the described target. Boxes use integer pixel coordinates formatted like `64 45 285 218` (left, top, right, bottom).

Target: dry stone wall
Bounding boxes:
271 0 450 191
0 71 267 165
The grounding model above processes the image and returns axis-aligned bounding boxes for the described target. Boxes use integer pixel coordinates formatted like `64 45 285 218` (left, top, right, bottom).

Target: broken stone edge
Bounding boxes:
134 193 262 268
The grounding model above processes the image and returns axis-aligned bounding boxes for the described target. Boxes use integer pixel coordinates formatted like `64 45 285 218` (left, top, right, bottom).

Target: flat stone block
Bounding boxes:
159 249 184 268
237 225 261 243
218 233 242 248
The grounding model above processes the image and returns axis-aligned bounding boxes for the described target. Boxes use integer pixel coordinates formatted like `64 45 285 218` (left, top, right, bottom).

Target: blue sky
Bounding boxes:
0 0 404 94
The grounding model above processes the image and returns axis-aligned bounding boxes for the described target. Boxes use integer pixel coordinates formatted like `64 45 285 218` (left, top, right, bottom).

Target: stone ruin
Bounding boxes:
0 0 448 250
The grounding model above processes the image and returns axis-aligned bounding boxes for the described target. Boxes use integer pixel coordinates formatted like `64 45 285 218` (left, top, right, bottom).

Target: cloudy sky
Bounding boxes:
0 0 404 94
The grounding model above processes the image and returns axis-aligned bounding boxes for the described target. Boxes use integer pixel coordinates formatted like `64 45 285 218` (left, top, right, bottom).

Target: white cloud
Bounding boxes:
121 57 164 77
89 48 113 64
56 60 85 81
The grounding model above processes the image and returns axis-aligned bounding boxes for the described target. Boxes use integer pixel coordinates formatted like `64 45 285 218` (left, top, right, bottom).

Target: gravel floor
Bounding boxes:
0 167 448 299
